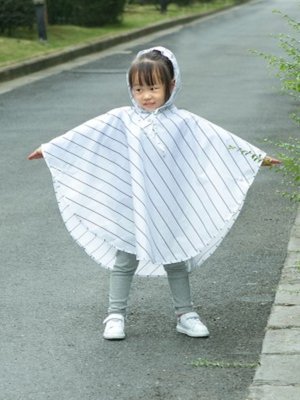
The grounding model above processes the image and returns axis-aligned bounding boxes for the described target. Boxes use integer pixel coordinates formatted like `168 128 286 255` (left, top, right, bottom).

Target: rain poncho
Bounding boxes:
42 46 266 276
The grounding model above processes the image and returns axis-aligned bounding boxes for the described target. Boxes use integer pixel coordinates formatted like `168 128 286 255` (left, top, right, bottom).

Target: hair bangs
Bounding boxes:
129 61 167 87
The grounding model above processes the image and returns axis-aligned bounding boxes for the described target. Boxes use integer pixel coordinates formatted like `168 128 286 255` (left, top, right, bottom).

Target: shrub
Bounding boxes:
47 0 126 26
256 10 300 202
0 0 35 35
267 138 300 202
46 0 73 25
259 11 300 124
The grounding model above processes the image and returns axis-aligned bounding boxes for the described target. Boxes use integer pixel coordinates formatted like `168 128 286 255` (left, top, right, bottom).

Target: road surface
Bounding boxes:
1 0 299 399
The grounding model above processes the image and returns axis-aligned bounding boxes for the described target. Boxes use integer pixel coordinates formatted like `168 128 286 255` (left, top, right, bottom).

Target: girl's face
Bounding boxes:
131 75 167 112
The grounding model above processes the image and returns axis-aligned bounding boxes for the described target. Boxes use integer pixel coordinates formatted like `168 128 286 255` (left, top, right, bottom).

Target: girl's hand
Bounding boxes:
28 147 43 160
261 156 281 166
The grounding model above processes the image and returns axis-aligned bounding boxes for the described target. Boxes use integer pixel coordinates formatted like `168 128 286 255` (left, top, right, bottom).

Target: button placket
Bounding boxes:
139 115 166 156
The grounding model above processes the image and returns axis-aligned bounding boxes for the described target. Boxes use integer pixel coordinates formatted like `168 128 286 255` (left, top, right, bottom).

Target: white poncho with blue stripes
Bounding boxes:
42 47 265 276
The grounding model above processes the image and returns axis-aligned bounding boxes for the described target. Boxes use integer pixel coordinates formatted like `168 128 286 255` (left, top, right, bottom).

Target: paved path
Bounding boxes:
0 1 299 399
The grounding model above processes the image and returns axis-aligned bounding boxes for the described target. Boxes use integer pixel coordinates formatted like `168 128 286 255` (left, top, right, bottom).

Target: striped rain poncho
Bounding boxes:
42 46 265 276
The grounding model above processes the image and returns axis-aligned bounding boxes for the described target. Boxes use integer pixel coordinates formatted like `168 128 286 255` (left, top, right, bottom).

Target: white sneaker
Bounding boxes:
176 312 209 338
103 314 125 340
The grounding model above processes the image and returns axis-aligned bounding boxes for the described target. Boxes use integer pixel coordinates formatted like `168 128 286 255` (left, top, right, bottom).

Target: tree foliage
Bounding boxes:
47 0 127 26
261 12 300 122
0 0 35 35
257 10 300 202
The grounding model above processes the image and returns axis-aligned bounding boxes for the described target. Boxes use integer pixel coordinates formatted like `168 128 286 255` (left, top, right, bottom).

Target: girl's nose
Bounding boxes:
143 90 152 99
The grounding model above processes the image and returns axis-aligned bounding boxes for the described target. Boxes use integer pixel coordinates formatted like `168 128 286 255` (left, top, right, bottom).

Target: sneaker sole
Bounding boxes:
176 325 209 338
103 333 126 340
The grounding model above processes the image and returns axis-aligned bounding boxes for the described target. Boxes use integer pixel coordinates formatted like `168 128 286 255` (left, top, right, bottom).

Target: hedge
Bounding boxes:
47 0 127 26
0 0 35 35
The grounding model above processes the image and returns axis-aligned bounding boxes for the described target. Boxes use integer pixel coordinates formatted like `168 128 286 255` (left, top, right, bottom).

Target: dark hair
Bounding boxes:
128 49 174 101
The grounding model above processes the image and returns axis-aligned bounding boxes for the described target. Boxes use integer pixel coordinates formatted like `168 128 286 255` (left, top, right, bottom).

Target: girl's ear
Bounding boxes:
170 79 176 91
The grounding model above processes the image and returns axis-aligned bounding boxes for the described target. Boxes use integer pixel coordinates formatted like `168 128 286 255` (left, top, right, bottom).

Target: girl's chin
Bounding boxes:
142 105 157 111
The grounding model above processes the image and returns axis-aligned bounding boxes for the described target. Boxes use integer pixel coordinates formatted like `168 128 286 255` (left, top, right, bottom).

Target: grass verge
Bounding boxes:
0 1 237 68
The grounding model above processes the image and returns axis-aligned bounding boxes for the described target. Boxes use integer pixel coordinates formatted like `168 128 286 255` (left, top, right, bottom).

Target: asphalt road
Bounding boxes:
1 0 299 399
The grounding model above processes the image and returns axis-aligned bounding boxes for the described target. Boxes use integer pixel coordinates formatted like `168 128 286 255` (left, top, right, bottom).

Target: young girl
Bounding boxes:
28 46 279 340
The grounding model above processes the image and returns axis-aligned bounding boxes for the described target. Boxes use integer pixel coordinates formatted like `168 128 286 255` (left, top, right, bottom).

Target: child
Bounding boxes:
28 46 279 340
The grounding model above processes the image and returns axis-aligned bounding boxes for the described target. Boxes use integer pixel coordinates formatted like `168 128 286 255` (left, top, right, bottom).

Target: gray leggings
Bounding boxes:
108 250 194 317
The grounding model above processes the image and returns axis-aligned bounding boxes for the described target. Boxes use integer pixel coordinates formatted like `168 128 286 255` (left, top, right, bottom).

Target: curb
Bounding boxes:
0 3 244 83
247 205 300 400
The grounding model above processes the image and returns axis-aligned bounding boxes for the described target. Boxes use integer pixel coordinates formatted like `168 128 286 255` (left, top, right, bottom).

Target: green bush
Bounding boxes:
267 138 300 203
127 1 197 6
0 0 35 35
47 0 126 26
260 12 300 123
173 0 195 5
46 0 73 25
257 10 300 202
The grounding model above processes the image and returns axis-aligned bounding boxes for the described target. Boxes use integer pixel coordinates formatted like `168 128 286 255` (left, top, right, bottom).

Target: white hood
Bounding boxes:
127 46 181 113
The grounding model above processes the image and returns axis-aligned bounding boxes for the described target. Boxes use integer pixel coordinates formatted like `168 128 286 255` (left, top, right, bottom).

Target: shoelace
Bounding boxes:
185 316 201 326
109 319 122 324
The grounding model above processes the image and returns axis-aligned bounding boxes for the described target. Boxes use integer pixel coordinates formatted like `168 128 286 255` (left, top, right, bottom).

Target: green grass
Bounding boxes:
0 1 236 68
